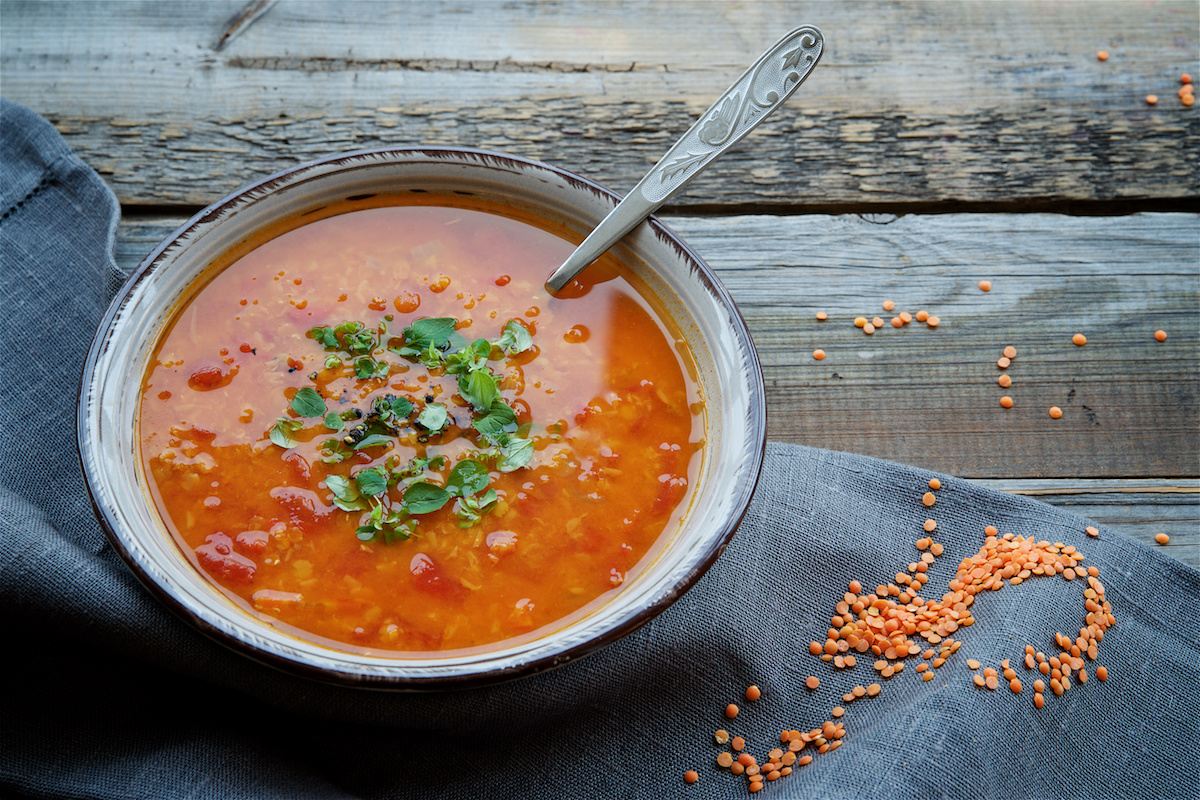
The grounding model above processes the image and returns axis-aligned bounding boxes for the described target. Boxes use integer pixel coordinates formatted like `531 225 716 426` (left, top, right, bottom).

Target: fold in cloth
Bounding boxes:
2 98 1197 800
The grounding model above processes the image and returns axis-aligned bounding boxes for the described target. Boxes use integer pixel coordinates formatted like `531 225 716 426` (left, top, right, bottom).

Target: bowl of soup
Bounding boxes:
78 147 766 688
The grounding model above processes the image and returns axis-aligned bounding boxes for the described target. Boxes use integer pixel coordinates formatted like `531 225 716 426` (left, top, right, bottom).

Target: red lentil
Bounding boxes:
926 315 940 328
1097 50 1109 61
1003 346 1016 359
854 317 867 328
1072 333 1087 346
863 323 876 334
684 770 699 784
1000 396 1013 409
1155 533 1170 545
816 311 828 321
997 357 1011 369
1034 692 1045 708
813 349 826 361
979 280 992 292
745 685 761 702
900 311 913 324
1086 526 1099 538
883 300 895 312
715 729 730 744
922 492 936 507
1146 94 1158 105
924 519 937 532
1096 666 1108 681
915 310 929 322
1155 330 1167 342
805 676 819 690
726 704 740 719
732 737 746 752
998 374 1011 388
717 752 734 768
929 478 942 491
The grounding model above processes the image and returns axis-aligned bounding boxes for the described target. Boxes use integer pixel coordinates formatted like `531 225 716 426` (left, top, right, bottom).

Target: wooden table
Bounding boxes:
4 0 1196 564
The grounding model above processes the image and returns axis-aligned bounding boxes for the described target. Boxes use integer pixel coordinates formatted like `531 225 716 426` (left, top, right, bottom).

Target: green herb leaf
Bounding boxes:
324 354 342 369
447 459 491 497
323 411 344 431
352 433 393 450
290 386 326 418
495 319 533 355
497 436 534 472
269 418 304 449
354 356 388 380
416 402 449 433
318 437 353 463
458 368 500 412
443 338 491 375
402 317 457 351
325 474 366 511
473 399 517 445
355 467 389 497
403 481 451 514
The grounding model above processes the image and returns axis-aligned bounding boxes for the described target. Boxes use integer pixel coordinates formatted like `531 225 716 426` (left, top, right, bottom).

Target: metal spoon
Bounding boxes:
544 25 825 295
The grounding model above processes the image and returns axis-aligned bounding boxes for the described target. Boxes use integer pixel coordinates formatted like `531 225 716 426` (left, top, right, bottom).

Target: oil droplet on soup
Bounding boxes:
139 200 705 653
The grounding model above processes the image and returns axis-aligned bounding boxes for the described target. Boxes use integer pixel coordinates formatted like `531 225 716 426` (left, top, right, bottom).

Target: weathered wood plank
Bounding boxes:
4 0 1197 209
112 211 1199 481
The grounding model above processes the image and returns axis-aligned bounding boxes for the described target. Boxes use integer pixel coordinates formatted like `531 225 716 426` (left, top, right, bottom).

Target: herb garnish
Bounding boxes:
268 315 536 543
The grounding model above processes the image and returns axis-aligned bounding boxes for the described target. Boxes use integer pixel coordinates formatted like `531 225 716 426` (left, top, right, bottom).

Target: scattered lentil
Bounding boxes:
883 300 895 312
892 317 903 328
1096 50 1109 61
1155 533 1170 545
872 317 885 329
924 519 937 532
732 737 746 752
922 492 936 507
1003 346 1016 359
863 323 876 334
1000 396 1013 409
726 704 740 719
854 317 868 328
1049 406 1063 419
805 676 820 690
816 311 828 321
900 311 913 324
1155 330 1167 342
813 349 826 361
684 770 699 784
979 280 992 292
915 310 929 322
1096 666 1108 681
929 478 942 491
1034 692 1045 708
1072 333 1087 346
746 685 762 702
927 316 940 328
1146 94 1158 105
715 729 730 745
717 752 734 769
998 374 1012 388
998 357 1011 369
831 706 845 718
1086 526 1099 538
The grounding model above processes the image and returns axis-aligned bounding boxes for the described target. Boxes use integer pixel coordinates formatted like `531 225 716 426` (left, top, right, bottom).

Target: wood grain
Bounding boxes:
4 0 1197 209
112 211 1199 481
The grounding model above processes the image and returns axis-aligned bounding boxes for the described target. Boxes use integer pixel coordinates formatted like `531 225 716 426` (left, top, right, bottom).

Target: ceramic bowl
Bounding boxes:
77 147 766 688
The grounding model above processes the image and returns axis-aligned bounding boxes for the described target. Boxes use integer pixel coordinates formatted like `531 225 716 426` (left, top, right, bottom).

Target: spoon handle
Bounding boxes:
545 25 824 294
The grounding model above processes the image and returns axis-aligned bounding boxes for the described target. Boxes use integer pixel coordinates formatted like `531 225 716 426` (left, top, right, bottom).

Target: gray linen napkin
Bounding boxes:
3 98 1197 800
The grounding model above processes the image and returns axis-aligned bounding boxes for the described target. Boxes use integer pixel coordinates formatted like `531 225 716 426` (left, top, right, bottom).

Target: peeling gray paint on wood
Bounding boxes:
3 0 1197 208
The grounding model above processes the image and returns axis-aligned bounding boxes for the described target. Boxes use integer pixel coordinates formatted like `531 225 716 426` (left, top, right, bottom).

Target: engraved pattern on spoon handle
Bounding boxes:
636 25 824 204
544 25 823 294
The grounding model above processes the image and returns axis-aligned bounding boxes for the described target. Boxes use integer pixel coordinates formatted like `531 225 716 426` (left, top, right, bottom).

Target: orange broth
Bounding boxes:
138 198 704 654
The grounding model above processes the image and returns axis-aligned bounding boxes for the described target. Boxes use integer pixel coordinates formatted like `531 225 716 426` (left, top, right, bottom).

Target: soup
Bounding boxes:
138 198 705 654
